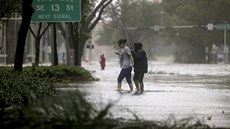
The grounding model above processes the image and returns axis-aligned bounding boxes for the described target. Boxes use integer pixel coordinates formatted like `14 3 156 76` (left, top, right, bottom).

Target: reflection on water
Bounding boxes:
58 61 230 128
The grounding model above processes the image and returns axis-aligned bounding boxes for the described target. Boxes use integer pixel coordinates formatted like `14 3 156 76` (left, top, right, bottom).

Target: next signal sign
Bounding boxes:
32 0 81 22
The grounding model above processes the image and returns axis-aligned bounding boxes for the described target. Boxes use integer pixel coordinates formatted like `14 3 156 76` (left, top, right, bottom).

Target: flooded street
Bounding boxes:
58 61 230 128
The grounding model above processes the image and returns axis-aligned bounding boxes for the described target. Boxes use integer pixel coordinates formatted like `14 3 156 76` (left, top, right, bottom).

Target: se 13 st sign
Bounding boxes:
32 0 81 22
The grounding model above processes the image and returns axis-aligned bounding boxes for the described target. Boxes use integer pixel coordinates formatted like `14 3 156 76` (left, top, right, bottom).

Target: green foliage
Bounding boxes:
23 65 95 82
99 0 230 63
97 0 168 59
161 0 230 63
0 65 95 108
0 67 55 108
0 0 21 19
0 91 210 129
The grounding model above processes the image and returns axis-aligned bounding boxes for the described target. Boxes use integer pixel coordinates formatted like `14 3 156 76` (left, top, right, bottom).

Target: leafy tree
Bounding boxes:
162 0 230 63
98 0 230 63
0 0 21 19
75 0 113 66
29 23 50 66
58 0 113 66
97 0 165 59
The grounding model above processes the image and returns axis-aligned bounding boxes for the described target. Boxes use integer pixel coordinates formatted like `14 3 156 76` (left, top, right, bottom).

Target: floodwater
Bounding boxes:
58 61 230 128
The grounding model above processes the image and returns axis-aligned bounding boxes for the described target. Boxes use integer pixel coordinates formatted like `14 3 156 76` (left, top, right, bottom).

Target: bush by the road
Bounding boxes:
0 70 55 108
23 65 96 83
0 65 95 108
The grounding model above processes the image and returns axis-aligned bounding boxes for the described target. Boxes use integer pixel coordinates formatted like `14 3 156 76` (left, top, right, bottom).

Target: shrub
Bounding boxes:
23 65 95 83
0 69 55 108
0 65 95 108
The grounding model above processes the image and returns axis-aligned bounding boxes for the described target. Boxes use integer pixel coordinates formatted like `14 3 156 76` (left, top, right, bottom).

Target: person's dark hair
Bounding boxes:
118 39 127 45
134 42 143 52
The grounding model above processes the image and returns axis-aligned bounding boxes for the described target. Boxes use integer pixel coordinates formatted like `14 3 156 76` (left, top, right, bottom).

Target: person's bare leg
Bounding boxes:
117 83 122 91
134 81 140 91
128 83 133 92
140 82 144 93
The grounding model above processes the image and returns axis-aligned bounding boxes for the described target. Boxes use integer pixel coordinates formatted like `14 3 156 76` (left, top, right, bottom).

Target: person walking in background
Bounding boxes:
99 54 106 70
132 42 148 94
115 39 134 92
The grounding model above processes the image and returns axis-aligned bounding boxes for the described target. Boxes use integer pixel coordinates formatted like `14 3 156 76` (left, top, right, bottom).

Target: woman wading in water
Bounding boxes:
115 39 134 92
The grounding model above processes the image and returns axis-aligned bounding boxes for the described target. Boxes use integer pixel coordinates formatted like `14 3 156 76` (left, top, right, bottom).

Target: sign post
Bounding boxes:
215 24 230 64
32 0 81 22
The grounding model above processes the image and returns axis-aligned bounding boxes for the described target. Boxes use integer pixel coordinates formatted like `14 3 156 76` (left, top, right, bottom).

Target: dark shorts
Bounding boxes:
117 66 132 84
133 72 145 83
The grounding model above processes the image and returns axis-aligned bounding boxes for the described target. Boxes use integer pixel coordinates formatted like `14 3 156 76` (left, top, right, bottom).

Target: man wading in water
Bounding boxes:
115 39 134 92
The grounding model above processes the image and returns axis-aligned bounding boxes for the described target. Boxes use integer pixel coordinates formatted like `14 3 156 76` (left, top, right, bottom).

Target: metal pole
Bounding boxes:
224 29 226 48
160 11 163 26
224 28 228 64
90 44 92 65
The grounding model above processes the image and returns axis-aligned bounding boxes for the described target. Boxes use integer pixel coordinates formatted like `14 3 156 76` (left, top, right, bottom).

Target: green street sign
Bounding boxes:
32 0 81 22
216 24 230 30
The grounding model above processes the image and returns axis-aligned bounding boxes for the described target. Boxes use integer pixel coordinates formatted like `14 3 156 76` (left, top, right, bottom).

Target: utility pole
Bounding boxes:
224 28 229 63
160 11 163 26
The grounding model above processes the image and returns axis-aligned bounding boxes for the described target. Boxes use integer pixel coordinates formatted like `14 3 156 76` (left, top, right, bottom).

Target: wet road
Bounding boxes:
59 61 230 128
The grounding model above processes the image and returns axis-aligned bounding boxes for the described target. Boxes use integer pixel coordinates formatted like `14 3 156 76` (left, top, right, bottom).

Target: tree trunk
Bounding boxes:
53 23 58 66
31 23 50 66
35 38 41 66
14 0 34 71
74 23 80 66
57 23 75 65
78 39 86 66
6 22 15 64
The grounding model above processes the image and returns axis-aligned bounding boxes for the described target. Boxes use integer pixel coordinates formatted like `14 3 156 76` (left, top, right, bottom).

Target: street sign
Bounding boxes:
32 0 81 22
215 24 230 30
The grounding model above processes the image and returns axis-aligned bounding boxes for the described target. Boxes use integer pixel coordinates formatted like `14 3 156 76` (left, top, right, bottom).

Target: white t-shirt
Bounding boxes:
120 46 132 69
